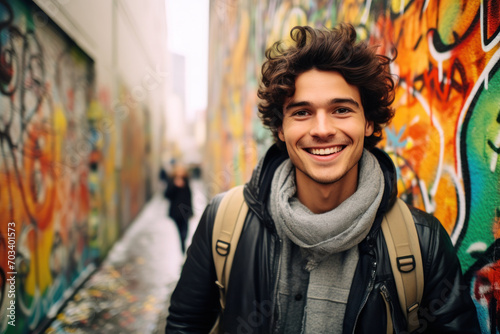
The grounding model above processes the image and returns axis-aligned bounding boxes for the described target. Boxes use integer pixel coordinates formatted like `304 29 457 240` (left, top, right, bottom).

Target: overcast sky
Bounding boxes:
165 0 209 120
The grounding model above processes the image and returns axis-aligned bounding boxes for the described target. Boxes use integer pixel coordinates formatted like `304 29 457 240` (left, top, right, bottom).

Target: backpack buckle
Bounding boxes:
216 240 230 256
397 255 415 273
407 302 419 313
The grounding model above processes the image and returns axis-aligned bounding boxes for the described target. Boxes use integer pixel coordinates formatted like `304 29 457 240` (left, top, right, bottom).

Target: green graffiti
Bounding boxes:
460 65 500 271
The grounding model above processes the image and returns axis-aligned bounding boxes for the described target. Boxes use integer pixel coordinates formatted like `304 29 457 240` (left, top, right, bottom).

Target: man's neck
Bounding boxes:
295 169 359 214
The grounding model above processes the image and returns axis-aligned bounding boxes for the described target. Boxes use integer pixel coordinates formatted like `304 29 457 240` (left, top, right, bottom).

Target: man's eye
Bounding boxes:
293 110 309 116
335 108 351 114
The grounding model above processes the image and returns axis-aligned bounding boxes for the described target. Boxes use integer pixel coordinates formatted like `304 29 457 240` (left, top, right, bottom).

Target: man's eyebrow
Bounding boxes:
329 98 360 108
285 98 360 111
284 101 311 112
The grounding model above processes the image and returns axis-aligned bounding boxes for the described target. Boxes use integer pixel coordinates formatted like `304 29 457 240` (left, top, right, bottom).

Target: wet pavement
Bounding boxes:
44 180 207 334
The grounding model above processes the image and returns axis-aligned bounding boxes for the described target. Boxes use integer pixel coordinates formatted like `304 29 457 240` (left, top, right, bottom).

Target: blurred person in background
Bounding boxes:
164 164 193 254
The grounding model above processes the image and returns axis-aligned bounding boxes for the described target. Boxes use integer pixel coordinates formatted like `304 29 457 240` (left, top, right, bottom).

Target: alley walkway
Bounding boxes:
44 180 208 334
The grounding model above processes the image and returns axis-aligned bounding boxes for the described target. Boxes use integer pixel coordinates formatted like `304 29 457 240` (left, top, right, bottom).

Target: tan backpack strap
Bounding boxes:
381 198 424 333
212 185 248 310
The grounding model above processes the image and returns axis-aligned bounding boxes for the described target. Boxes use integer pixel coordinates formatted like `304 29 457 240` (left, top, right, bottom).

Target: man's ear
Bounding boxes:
365 121 374 136
278 127 285 141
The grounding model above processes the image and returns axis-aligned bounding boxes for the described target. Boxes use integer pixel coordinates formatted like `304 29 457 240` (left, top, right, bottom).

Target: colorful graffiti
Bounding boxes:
0 1 152 333
207 0 500 331
116 84 150 229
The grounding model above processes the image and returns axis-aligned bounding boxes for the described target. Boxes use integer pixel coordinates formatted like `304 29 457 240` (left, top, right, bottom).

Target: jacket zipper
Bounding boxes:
380 283 391 304
351 258 377 333
380 284 394 333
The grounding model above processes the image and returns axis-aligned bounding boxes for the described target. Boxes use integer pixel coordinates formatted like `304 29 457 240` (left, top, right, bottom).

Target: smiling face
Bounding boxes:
279 69 374 205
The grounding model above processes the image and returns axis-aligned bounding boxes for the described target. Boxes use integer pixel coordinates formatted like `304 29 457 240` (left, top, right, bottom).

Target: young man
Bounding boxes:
166 24 480 333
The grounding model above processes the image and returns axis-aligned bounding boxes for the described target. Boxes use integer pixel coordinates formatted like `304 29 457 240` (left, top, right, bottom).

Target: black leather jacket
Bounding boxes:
166 145 480 333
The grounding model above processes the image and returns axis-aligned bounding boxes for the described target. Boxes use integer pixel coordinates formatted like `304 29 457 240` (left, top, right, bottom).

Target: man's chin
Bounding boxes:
312 177 341 185
306 173 342 186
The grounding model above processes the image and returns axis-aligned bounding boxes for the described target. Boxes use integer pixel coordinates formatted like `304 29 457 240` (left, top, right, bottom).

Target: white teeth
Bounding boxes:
310 147 343 155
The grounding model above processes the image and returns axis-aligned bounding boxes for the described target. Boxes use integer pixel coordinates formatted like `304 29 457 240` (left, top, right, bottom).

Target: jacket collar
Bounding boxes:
364 148 399 238
371 147 398 214
244 144 398 233
244 144 288 223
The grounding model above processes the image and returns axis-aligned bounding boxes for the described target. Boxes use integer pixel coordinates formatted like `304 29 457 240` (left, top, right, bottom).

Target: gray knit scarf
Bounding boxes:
270 149 385 271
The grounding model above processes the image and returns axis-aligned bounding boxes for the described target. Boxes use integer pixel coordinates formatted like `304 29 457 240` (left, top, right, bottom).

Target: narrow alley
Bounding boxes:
43 180 207 334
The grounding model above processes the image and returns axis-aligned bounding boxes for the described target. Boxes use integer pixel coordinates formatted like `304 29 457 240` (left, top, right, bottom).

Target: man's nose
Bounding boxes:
309 112 336 139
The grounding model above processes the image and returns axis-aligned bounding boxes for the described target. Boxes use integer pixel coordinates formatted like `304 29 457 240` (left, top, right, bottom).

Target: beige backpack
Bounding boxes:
212 185 423 333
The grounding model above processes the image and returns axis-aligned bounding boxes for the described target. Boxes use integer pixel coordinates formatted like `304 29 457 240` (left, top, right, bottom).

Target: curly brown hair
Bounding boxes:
257 24 396 151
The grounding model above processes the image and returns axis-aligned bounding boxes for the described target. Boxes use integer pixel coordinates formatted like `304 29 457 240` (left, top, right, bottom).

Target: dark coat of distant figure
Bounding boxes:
164 165 193 253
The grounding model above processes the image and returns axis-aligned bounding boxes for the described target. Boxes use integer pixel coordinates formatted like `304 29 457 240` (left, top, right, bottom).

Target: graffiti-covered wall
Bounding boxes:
0 0 167 333
207 0 500 331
